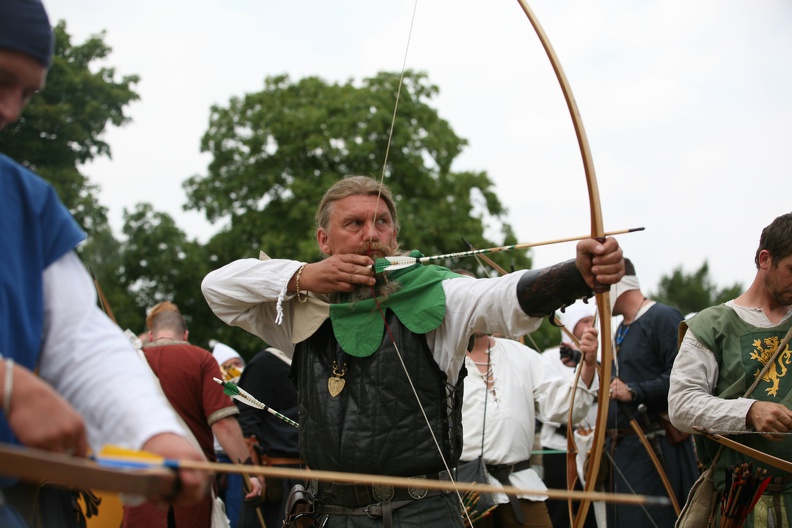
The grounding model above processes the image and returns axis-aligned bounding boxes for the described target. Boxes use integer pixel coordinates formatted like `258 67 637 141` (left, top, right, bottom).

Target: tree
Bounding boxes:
111 204 220 345
652 261 743 316
0 21 140 234
183 71 532 354
186 71 529 273
1 21 142 331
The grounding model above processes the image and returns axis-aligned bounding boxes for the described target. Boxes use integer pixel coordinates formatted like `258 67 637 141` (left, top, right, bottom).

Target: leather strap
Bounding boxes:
260 455 303 466
487 459 533 524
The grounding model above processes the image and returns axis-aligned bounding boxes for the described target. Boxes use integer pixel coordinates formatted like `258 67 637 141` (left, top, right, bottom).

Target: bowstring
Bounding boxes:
366 2 475 526
370 0 419 215
602 448 660 528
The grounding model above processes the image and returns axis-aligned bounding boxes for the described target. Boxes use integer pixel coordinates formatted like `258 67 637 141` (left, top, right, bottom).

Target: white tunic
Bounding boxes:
538 346 599 451
460 338 598 502
40 251 185 452
201 258 545 384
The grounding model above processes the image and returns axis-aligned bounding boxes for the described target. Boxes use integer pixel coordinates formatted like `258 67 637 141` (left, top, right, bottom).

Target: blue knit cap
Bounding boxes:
0 0 54 68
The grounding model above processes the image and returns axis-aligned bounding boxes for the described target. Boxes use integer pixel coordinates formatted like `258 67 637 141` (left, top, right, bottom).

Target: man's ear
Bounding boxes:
758 249 773 270
317 228 330 255
184 330 190 341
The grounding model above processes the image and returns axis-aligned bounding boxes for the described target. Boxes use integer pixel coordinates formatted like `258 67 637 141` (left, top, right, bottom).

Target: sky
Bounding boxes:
43 0 792 295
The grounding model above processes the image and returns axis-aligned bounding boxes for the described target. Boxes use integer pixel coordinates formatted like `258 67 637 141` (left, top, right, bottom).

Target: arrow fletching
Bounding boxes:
213 378 264 410
213 378 300 428
372 256 419 273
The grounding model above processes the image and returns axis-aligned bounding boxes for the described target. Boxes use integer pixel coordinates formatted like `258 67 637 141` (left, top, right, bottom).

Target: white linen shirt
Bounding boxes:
201 258 545 384
461 338 598 502
538 346 598 451
40 251 185 452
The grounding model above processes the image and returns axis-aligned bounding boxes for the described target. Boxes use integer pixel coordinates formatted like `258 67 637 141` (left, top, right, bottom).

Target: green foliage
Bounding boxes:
651 261 743 316
29 22 756 359
0 21 140 233
186 72 530 277
183 71 533 354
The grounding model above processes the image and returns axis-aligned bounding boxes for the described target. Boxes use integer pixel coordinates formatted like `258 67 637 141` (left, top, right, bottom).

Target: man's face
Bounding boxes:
0 49 46 131
572 315 595 340
762 251 792 308
317 194 399 257
222 358 244 371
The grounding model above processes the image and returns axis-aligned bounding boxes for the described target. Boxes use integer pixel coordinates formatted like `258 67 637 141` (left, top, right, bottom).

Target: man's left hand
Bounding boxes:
575 237 624 289
579 327 599 366
609 377 634 402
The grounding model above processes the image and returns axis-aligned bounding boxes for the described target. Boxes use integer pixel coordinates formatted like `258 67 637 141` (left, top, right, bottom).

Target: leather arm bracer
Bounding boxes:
516 259 594 318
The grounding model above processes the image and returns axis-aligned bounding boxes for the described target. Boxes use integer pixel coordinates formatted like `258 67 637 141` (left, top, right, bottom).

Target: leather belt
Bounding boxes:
486 458 531 476
314 471 451 507
555 424 570 437
764 473 792 493
606 423 664 440
315 499 415 516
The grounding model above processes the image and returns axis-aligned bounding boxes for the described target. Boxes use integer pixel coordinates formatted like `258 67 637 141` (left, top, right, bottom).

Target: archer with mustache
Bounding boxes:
202 175 625 527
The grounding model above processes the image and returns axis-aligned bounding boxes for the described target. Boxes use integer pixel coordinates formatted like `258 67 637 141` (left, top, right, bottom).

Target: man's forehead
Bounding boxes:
333 194 393 219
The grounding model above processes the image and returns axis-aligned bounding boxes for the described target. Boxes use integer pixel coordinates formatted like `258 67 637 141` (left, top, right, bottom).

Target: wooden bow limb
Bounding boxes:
462 238 510 276
462 239 595 524
185 461 670 507
693 427 792 474
564 310 600 524
565 364 584 525
0 443 175 498
512 2 615 527
241 468 267 528
0 443 674 508
89 267 118 325
618 402 681 515
104 448 674 507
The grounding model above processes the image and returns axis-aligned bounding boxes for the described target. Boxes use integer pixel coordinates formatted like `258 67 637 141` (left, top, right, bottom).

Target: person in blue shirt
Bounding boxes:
0 1 209 525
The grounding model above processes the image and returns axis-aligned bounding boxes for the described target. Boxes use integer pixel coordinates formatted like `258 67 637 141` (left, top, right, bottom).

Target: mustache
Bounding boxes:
357 242 391 255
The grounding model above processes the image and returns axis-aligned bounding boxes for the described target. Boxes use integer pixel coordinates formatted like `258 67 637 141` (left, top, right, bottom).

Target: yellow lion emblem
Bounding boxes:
750 335 792 397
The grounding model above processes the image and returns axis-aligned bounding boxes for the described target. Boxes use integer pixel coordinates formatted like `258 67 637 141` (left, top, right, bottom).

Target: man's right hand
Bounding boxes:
294 255 376 294
8 363 89 457
747 401 792 440
142 433 210 506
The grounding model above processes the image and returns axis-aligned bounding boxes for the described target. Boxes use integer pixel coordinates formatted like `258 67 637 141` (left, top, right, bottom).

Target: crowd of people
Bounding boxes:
2 1 791 528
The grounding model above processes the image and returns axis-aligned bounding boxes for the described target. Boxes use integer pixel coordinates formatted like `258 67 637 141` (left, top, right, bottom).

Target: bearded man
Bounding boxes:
201 175 625 527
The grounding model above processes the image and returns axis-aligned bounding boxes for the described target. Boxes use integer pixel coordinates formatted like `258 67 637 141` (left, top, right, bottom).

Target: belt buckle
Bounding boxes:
407 475 428 499
438 470 453 493
364 504 381 519
372 484 394 502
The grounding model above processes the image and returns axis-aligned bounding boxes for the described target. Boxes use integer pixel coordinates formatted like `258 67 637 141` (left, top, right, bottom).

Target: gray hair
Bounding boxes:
315 176 400 234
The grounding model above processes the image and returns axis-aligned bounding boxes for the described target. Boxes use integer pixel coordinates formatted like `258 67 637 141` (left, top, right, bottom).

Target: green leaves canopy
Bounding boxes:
0 21 140 233
185 71 529 277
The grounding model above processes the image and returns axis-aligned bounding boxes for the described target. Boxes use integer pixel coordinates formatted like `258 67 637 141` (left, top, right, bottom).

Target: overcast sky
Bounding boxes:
43 0 792 295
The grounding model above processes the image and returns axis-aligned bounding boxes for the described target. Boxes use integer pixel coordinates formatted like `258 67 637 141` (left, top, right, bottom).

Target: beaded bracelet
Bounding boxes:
3 358 13 416
295 263 308 303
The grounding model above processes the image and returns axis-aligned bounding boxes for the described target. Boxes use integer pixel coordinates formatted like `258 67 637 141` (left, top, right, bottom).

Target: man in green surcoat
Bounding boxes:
669 212 792 527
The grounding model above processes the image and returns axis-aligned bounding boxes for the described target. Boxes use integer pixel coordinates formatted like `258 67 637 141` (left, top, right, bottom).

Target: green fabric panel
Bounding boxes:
329 251 464 357
687 306 792 492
